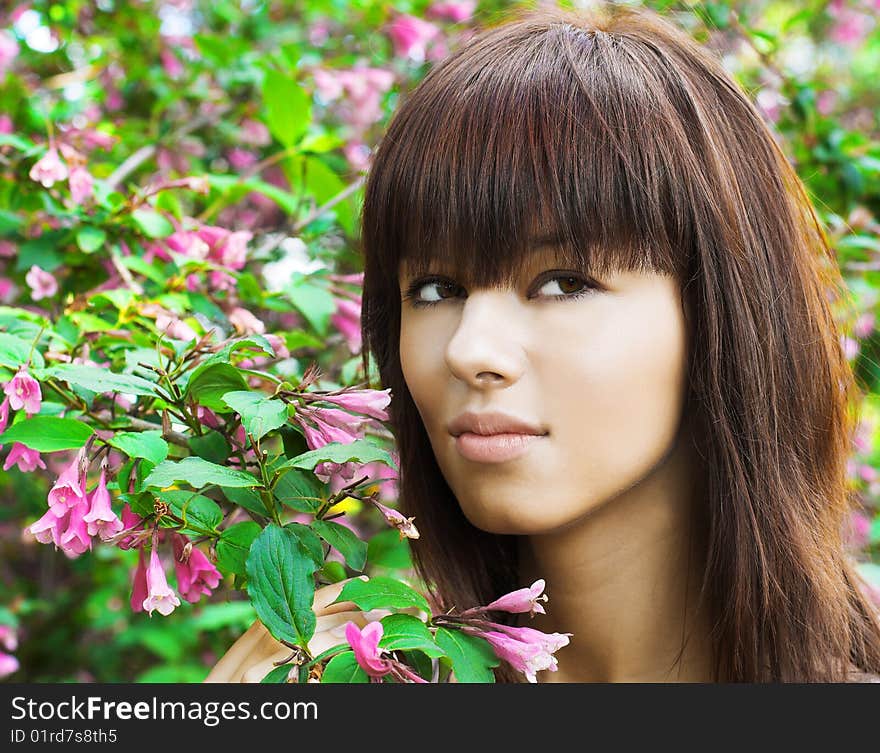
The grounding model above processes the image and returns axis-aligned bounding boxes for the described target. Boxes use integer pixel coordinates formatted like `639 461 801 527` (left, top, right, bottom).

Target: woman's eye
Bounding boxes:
412 279 462 304
535 275 590 297
405 273 594 307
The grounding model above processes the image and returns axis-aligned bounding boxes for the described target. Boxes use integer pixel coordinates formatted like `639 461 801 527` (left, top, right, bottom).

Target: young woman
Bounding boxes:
208 2 880 683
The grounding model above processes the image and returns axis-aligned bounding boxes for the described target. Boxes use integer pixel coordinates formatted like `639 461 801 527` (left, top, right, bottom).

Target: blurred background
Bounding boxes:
0 0 878 682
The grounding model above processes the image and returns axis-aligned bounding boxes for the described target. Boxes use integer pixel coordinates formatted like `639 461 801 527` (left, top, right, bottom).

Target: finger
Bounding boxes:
203 620 268 683
240 648 294 684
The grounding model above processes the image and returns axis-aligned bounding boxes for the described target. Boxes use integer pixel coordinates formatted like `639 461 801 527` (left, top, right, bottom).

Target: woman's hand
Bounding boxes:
204 576 375 683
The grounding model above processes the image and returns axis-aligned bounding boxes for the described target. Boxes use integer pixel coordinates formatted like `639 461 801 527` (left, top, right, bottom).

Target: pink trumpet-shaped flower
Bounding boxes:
68 166 94 204
478 629 560 683
345 621 394 678
330 297 362 354
29 147 68 188
28 505 70 548
296 407 362 450
83 470 124 540
47 448 87 514
172 534 221 603
319 388 391 421
427 1 477 23
482 579 549 617
59 499 92 557
3 443 46 473
0 653 18 679
0 397 9 435
25 265 59 300
142 546 181 617
371 499 419 540
387 14 441 63
114 503 146 550
130 546 148 613
3 369 42 415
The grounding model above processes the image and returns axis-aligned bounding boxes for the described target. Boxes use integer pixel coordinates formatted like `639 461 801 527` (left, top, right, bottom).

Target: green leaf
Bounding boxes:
46 364 157 396
320 651 369 683
142 457 261 490
223 486 270 517
273 469 323 513
311 520 366 571
69 312 115 333
261 664 294 683
131 208 174 238
185 363 248 412
107 431 169 466
0 416 94 452
285 277 336 336
216 521 262 577
434 628 499 683
379 613 445 658
285 522 325 568
75 226 107 254
222 390 288 441
335 576 430 616
188 430 231 464
277 439 395 473
154 489 223 533
0 333 44 370
263 69 311 148
246 524 318 647
318 560 347 583
367 528 413 570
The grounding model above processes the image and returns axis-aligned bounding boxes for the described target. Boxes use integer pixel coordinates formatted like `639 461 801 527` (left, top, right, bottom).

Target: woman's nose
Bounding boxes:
443 291 527 389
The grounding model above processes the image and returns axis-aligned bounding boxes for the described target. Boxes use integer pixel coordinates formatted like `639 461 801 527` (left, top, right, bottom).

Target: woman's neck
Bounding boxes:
516 424 716 682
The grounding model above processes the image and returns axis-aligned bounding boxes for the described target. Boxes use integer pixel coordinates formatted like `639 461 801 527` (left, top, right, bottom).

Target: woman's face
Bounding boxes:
398 245 691 535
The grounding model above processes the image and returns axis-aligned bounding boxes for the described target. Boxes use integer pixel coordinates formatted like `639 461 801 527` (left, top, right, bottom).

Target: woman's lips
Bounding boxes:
454 431 545 463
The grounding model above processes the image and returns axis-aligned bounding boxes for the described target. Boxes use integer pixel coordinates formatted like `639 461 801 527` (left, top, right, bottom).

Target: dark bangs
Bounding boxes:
362 11 697 292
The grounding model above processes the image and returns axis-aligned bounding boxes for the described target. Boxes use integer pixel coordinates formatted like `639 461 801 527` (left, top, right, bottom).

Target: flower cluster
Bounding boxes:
344 579 571 684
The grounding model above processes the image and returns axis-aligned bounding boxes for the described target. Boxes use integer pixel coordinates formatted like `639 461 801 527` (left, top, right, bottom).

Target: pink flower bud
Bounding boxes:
483 579 549 617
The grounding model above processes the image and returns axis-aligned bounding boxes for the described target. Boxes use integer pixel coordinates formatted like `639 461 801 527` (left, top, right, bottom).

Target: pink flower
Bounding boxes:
130 546 148 612
3 443 46 473
3 369 42 416
264 334 290 359
142 546 181 616
345 621 394 678
59 499 92 557
115 503 146 551
344 620 428 683
427 1 477 23
0 652 19 679
68 166 94 204
0 239 16 257
473 624 571 683
172 534 221 603
239 119 271 147
855 313 875 339
28 505 69 548
217 230 251 269
0 396 9 434
83 469 124 541
0 624 17 652
227 147 258 170
295 406 363 450
319 388 391 421
387 14 441 63
0 31 20 74
46 448 87 514
371 498 419 540
165 231 210 260
228 307 265 335
29 147 69 188
481 579 548 616
0 115 11 134
25 264 59 300
155 313 198 342
330 296 362 354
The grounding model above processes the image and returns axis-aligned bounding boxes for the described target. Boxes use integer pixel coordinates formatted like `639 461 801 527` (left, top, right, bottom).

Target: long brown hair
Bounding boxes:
359 2 880 681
